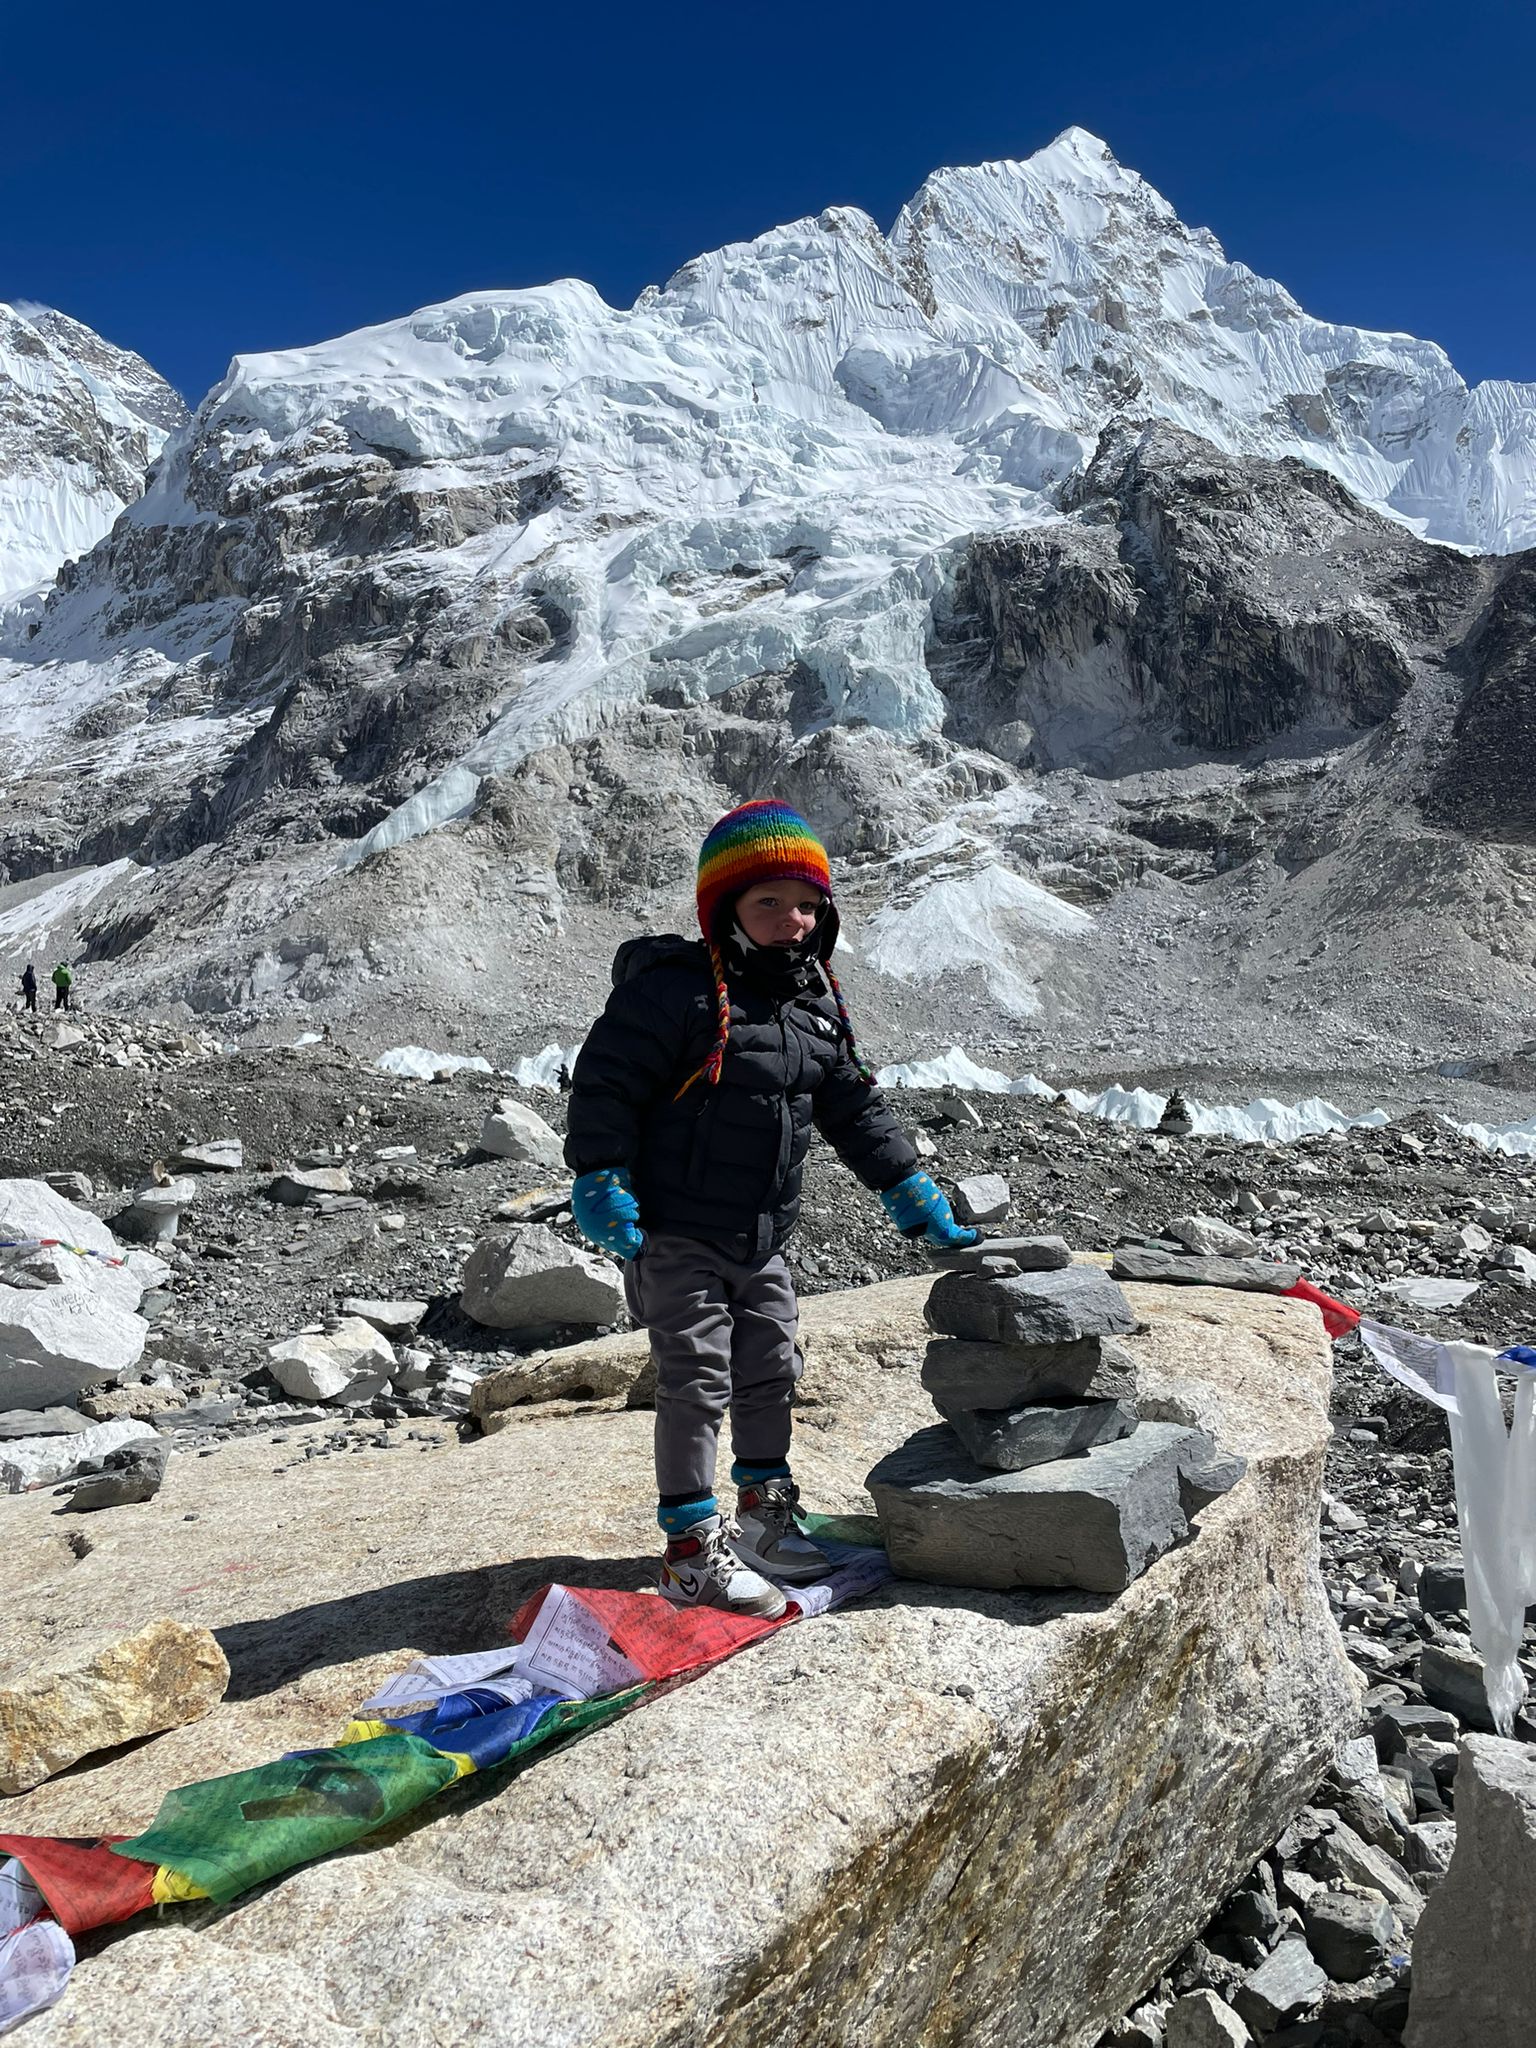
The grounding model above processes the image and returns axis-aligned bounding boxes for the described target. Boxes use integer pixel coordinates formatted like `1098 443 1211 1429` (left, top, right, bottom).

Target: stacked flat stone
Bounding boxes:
867 1241 1246 1594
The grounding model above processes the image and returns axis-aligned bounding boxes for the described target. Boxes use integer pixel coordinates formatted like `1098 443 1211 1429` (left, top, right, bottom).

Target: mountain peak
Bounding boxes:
0 304 186 604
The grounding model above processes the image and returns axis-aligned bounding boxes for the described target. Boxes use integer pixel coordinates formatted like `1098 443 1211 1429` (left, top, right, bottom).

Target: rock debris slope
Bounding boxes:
0 130 1533 1065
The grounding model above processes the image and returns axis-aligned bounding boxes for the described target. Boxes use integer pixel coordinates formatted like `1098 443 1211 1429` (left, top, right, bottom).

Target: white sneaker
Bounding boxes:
731 1478 832 1585
658 1513 787 1617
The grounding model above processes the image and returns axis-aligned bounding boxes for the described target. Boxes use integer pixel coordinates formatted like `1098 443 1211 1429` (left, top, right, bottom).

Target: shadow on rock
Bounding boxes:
215 1552 659 1700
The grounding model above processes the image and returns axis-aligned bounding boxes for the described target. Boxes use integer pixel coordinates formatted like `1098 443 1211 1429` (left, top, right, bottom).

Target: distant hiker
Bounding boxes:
557 1061 572 1092
19 963 37 1012
565 799 977 1618
51 962 73 1012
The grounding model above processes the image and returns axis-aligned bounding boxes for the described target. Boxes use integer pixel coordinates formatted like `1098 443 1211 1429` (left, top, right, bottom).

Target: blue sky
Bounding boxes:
6 0 1532 403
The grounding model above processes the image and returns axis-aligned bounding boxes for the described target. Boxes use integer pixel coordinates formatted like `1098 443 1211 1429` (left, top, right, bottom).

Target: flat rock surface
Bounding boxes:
2 1275 1353 2048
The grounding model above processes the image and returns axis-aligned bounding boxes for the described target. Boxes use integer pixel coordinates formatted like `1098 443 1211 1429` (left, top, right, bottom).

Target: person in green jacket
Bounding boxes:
51 962 73 1012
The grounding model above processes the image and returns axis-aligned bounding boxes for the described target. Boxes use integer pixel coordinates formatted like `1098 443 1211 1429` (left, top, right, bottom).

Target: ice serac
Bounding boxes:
6 1276 1354 2046
0 303 185 604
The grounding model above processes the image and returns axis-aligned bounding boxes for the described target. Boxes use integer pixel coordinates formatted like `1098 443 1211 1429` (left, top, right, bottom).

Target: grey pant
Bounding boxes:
624 1232 801 1497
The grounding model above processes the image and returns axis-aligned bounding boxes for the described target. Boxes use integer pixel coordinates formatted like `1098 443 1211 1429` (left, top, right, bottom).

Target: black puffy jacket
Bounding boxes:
564 935 917 1261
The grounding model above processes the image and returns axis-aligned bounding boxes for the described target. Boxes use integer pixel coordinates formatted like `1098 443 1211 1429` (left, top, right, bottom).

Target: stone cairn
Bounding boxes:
866 1239 1247 1594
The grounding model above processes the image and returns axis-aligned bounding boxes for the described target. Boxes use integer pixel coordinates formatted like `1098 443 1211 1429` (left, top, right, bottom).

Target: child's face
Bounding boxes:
735 882 826 949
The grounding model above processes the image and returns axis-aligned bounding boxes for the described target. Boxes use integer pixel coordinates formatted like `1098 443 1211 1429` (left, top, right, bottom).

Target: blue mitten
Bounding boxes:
572 1168 645 1261
880 1171 979 1250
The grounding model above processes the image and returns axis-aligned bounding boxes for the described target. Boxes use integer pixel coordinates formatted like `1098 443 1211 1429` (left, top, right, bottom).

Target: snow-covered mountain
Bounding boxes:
0 302 186 605
0 130 1533 1069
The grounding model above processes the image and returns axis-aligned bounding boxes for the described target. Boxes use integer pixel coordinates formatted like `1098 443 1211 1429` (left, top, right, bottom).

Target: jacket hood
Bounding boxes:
610 934 706 988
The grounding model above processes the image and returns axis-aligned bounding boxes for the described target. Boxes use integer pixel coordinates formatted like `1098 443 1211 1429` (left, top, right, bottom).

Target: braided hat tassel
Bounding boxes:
821 963 875 1084
673 942 733 1099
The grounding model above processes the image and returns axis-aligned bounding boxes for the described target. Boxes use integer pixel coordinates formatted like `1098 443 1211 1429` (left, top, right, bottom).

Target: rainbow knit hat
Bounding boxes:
677 799 872 1097
695 798 833 944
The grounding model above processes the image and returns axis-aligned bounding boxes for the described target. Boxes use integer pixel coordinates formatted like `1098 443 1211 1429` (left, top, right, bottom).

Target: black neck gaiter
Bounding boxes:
723 923 824 999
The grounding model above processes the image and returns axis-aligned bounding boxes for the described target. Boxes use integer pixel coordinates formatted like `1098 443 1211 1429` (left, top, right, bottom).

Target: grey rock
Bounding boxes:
1233 1938 1327 2033
169 1138 243 1172
0 1406 89 1439
1301 1890 1393 1980
926 1235 1071 1274
1167 1214 1261 1259
1417 1559 1466 1614
0 1416 158 1494
42 1171 93 1202
0 1179 146 1407
1215 1883 1282 1947
1303 1817 1422 1923
115 1176 197 1245
156 1397 243 1430
926 1264 1137 1346
267 1319 395 1403
867 1420 1200 1593
1157 1089 1195 1137
1376 1701 1461 1752
267 1166 353 1205
1406 1737 1536 2048
340 1298 429 1338
1176 1433 1249 1515
460 1224 626 1331
923 1333 1138 1413
477 1099 564 1168
1172 1940 1245 2006
951 1174 1011 1225
64 1436 169 1511
1111 1247 1305 1292
0 1270 1363 2047
947 1396 1139 1471
1403 1818 1457 1880
1165 1989 1252 2048
1420 1640 1499 1732
1106 2011 1163 2048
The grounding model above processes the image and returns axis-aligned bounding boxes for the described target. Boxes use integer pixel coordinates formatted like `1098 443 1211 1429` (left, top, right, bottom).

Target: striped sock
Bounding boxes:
657 1493 717 1536
730 1459 793 1487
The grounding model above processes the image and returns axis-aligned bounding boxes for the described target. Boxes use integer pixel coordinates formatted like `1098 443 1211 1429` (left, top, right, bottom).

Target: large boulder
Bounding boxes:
0 1179 149 1410
267 1320 396 1404
477 1100 564 1168
1405 1737 1536 2048
3 1274 1355 2048
0 1179 119 1259
0 1415 158 1494
460 1224 625 1330
168 1139 243 1172
471 1332 652 1427
0 1619 228 1795
0 1283 149 1409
